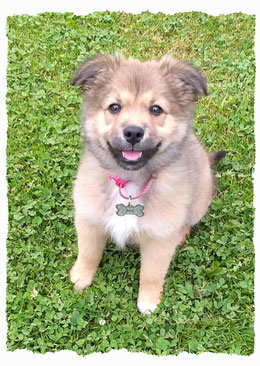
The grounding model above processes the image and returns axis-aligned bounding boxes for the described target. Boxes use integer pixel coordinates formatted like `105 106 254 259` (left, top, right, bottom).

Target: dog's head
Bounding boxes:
71 54 208 172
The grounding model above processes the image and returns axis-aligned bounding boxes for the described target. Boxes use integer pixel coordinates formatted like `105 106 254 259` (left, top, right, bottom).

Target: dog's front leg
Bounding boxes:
70 218 107 291
137 229 188 316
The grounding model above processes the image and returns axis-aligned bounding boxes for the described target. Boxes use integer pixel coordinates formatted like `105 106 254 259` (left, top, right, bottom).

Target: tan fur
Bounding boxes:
69 54 223 315
137 230 188 308
70 218 108 291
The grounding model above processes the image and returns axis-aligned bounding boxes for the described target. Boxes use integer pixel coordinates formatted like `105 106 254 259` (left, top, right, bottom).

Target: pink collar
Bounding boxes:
108 174 156 200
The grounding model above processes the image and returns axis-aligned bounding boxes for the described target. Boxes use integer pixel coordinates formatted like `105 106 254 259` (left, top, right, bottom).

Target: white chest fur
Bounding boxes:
103 180 143 248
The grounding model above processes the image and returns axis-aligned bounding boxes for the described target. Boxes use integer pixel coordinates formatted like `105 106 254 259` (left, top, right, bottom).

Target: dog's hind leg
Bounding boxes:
180 226 191 245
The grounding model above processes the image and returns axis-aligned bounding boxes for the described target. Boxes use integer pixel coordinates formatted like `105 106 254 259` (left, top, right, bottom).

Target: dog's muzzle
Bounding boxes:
107 133 161 170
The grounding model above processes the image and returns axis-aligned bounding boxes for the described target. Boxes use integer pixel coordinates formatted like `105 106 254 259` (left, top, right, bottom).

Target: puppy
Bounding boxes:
69 54 225 315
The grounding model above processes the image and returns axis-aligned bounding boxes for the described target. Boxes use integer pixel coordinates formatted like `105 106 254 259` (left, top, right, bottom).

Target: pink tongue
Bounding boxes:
123 150 142 161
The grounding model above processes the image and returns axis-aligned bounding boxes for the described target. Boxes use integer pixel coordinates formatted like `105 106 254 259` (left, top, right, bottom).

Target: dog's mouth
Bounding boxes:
107 142 161 170
122 150 142 161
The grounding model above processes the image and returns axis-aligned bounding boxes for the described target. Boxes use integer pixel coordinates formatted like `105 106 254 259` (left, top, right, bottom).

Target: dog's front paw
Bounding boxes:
69 261 94 291
137 302 158 316
137 286 162 316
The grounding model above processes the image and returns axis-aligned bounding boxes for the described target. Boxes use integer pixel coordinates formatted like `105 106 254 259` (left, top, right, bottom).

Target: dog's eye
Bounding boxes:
108 103 121 114
150 105 163 116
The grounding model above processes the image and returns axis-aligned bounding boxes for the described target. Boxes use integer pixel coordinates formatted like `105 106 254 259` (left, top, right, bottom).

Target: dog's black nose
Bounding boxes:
123 126 144 145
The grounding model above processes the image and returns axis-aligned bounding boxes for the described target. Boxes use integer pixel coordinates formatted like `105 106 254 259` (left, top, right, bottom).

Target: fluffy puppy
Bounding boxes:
69 54 225 315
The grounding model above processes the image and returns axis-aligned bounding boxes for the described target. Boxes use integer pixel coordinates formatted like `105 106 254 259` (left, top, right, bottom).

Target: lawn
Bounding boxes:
6 11 255 356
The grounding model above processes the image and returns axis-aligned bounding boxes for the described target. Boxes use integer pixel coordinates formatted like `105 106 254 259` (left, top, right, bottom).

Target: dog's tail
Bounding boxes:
208 150 227 167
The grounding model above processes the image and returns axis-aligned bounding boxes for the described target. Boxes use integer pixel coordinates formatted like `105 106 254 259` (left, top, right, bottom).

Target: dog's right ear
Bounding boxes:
71 54 122 91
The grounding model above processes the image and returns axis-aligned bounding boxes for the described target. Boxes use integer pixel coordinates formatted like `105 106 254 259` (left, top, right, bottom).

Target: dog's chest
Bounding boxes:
104 181 144 248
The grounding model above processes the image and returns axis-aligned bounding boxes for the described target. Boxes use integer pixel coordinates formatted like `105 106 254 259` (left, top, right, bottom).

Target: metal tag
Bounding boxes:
116 203 144 217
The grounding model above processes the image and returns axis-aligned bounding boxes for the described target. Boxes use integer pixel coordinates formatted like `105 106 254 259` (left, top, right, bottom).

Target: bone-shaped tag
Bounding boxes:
116 203 144 217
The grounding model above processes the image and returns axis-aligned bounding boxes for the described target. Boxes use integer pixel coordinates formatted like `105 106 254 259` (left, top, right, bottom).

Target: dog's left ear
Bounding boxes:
159 56 209 102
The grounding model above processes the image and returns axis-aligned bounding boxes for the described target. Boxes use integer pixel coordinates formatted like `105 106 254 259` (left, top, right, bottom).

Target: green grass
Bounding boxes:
6 11 255 356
